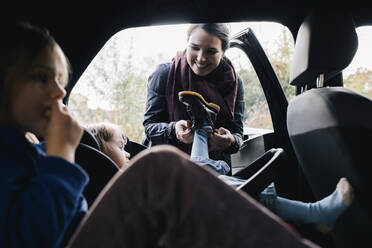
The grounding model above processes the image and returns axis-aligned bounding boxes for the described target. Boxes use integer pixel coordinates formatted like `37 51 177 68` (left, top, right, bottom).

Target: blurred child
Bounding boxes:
0 22 87 247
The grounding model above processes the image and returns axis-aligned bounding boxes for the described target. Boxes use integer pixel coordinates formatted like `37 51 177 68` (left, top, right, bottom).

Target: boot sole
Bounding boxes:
178 91 219 130
178 91 220 113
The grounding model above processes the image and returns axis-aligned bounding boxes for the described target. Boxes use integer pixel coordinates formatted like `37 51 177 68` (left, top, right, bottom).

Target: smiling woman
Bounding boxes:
142 23 244 171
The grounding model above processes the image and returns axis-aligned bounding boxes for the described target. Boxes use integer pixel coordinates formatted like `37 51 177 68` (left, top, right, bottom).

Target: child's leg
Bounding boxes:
190 126 230 175
261 178 354 229
190 128 209 159
218 175 246 188
67 145 314 248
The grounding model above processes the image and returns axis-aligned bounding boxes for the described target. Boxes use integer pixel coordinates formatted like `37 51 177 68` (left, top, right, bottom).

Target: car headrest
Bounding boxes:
80 128 101 150
125 137 147 158
289 10 358 87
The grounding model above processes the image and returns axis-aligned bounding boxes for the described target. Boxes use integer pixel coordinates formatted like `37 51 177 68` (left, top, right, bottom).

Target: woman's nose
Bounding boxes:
197 51 206 62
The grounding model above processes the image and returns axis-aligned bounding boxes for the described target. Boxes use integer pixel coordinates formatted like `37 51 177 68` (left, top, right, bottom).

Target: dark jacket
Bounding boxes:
0 126 89 248
143 63 245 169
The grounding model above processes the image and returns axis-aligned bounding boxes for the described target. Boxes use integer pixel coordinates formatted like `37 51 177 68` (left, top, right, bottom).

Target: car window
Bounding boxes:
343 26 372 100
225 47 274 132
69 22 295 143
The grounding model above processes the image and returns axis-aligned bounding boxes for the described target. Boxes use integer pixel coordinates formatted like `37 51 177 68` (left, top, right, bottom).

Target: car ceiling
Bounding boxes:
4 0 372 89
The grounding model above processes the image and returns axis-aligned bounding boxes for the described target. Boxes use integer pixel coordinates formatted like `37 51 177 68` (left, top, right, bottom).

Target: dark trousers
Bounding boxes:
67 145 317 248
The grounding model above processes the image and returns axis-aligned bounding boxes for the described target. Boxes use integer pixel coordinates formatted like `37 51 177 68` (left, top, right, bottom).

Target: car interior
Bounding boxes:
3 1 372 247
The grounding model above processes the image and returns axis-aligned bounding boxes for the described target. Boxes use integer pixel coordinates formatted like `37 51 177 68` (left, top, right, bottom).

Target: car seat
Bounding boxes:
80 128 101 150
125 136 147 158
234 148 285 196
75 129 119 206
287 10 372 247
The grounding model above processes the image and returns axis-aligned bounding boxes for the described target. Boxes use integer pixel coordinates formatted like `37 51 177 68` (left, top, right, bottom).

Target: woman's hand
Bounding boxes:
208 127 235 152
175 120 194 144
45 100 83 163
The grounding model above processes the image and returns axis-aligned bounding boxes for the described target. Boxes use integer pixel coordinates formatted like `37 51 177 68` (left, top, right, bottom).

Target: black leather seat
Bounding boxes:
80 128 101 150
125 136 147 158
76 129 148 206
76 129 119 206
287 10 372 247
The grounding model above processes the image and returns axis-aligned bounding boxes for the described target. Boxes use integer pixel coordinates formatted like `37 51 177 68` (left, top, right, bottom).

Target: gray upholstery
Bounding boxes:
288 87 371 137
287 87 372 199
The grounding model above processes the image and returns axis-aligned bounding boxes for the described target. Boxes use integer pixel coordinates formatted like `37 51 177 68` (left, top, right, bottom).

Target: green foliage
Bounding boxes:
228 27 295 130
69 34 148 143
344 67 372 99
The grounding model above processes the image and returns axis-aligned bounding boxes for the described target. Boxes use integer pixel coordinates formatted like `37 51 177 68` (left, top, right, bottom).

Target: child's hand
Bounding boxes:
45 100 83 163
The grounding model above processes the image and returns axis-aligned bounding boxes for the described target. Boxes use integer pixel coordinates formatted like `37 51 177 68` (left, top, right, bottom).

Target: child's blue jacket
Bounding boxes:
0 126 89 248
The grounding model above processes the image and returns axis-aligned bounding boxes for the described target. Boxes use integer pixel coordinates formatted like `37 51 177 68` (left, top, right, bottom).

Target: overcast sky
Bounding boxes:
115 22 288 68
114 22 372 76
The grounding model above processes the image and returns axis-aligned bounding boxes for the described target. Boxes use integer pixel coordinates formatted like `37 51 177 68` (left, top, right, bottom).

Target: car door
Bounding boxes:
227 28 306 200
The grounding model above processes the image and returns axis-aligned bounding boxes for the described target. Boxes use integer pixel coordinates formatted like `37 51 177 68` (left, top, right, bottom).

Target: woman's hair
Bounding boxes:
86 122 126 153
0 22 71 120
186 23 231 52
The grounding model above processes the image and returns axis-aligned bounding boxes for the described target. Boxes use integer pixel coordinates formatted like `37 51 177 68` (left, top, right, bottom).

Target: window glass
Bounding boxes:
343 26 372 100
225 47 273 132
69 22 295 143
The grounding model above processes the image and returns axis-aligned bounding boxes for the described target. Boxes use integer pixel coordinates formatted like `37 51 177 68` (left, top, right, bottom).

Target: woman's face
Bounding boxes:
103 126 131 170
7 44 67 137
186 28 224 76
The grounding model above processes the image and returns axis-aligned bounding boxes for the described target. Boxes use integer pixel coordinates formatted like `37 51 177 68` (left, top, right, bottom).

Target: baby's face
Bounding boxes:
104 127 131 169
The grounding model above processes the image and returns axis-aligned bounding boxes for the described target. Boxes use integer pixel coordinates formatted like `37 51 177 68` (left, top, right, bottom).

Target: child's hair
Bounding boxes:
86 122 126 153
0 22 71 120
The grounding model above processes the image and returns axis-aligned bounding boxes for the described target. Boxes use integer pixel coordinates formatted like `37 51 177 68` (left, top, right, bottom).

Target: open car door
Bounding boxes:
228 28 310 201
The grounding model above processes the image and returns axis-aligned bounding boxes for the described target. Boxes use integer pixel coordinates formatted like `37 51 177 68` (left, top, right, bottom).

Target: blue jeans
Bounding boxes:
190 128 230 175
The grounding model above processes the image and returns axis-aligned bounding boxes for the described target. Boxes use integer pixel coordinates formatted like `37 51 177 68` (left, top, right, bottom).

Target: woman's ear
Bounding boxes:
220 50 225 59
